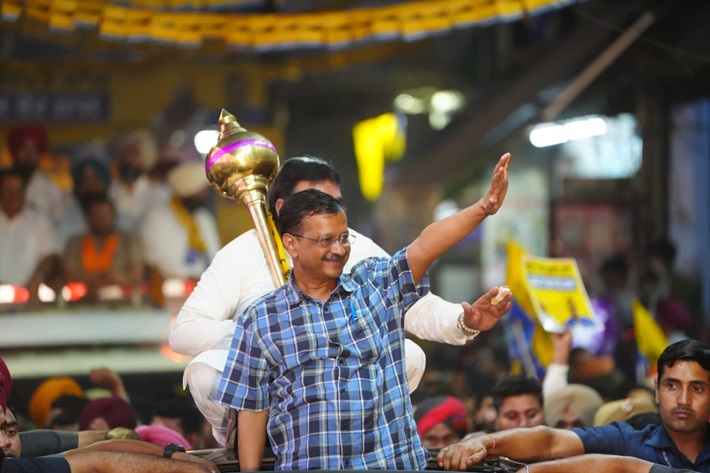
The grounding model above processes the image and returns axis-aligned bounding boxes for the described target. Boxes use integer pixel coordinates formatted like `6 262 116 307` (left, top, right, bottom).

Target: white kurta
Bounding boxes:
0 207 61 285
139 204 221 279
109 175 171 232
25 171 69 224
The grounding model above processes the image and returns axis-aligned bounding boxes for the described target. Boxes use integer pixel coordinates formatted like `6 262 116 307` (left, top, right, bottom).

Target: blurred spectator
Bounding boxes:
78 396 137 431
48 395 88 431
108 129 170 232
6 124 68 222
57 157 113 244
646 238 701 332
471 393 497 433
655 297 692 344
28 376 84 429
414 396 469 448
139 161 220 280
0 168 63 304
87 367 130 402
491 375 544 431
598 254 638 380
593 396 658 427
149 398 206 450
63 194 143 302
543 384 603 429
135 424 192 450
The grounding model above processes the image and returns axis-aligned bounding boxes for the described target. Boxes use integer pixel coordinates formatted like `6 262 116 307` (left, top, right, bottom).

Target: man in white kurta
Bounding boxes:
139 162 221 280
169 156 512 445
0 169 61 298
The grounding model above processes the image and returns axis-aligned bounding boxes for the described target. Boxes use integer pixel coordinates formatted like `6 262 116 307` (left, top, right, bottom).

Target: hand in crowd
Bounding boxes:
436 433 492 471
550 329 573 364
460 286 513 332
89 367 130 401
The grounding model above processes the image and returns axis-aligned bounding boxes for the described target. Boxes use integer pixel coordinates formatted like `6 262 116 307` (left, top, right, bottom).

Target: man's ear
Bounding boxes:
274 198 285 216
282 233 298 257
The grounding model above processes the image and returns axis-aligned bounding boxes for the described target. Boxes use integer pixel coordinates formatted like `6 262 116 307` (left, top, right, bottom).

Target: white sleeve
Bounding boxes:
403 293 469 345
542 363 570 399
168 232 274 356
347 227 469 345
169 241 244 356
36 214 61 257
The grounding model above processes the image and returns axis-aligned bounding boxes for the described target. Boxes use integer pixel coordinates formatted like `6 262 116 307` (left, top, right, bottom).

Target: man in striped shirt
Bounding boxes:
217 154 511 470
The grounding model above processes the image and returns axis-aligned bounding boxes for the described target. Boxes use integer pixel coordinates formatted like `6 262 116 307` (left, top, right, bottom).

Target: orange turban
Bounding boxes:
28 376 84 427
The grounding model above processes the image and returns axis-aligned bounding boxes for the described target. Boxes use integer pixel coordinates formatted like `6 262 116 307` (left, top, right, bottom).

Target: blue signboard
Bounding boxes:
0 92 110 123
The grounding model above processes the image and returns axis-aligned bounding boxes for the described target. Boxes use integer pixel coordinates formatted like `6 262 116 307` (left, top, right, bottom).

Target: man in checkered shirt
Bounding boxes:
217 154 511 471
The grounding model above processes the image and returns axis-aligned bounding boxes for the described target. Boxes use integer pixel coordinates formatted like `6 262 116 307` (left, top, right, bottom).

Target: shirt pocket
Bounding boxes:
347 294 383 362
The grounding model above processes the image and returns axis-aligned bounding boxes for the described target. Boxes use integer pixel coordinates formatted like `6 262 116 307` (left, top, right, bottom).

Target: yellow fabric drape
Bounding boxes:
170 197 207 253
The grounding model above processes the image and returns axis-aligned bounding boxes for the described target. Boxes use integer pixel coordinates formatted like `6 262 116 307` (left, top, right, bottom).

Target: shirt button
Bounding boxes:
339 359 344 364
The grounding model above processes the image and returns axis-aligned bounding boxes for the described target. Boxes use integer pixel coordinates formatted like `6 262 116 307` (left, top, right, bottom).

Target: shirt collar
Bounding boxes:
283 270 358 305
646 423 710 450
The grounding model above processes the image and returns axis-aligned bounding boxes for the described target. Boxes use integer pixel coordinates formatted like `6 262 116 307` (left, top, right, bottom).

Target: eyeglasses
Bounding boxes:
289 232 356 248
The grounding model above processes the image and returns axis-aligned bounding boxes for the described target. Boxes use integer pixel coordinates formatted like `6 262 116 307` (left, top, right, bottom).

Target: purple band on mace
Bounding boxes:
205 139 277 173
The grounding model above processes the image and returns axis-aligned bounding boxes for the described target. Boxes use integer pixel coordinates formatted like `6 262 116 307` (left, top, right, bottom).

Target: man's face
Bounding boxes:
288 211 350 281
655 360 710 436
421 423 461 449
494 394 544 431
12 138 41 171
87 202 116 237
1 408 20 458
0 175 25 217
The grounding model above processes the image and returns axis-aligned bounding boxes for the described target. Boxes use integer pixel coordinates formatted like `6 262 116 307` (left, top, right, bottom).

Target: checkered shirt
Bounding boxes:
216 247 430 470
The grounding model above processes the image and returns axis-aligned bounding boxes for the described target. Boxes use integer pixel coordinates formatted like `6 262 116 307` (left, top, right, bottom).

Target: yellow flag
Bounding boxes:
632 299 669 364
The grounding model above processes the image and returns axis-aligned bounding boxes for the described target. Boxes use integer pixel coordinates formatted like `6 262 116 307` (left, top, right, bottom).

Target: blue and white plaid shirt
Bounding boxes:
216 247 430 470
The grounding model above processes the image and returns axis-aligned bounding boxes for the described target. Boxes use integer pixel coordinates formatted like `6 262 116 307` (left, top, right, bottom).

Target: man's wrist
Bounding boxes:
163 443 187 459
457 312 481 338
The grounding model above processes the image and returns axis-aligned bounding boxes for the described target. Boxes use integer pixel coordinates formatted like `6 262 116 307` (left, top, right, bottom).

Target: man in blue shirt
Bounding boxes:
216 154 512 470
437 338 710 472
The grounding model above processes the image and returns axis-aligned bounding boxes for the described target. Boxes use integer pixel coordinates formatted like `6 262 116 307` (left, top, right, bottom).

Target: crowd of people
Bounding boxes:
0 124 220 308
2 121 708 473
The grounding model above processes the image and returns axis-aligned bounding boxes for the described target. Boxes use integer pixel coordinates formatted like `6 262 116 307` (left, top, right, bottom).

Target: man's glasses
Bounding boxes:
289 232 356 248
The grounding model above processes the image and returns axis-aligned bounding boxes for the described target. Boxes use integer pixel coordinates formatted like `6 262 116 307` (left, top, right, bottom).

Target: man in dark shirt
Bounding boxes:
438 339 710 472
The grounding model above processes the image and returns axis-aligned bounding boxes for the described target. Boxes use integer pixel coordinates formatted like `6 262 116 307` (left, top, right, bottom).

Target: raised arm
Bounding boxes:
437 426 584 471
407 153 509 284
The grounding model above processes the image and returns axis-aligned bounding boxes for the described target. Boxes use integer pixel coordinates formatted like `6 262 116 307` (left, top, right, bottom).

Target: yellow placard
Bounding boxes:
521 255 599 333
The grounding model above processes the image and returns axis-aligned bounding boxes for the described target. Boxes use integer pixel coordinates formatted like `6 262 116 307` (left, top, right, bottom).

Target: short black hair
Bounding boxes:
491 375 543 412
267 156 341 216
152 398 204 435
277 189 346 237
0 167 26 191
657 339 710 382
647 238 677 266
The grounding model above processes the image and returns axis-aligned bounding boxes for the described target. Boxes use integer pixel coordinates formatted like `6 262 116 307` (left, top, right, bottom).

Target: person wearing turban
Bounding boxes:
28 377 84 428
6 124 68 223
414 396 470 448
138 161 221 281
543 384 604 429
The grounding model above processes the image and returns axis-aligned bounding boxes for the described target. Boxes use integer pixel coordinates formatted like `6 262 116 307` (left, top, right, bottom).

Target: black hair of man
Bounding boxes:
599 254 629 279
152 398 204 436
0 167 27 191
277 189 346 237
646 238 677 267
656 339 710 382
267 156 341 217
490 375 543 412
78 192 114 216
